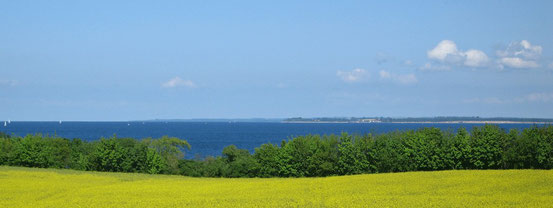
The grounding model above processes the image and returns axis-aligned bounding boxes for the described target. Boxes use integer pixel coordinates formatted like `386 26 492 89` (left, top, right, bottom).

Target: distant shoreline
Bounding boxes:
282 121 551 124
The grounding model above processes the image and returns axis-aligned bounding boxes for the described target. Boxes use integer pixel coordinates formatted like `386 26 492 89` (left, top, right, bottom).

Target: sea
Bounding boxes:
0 121 543 159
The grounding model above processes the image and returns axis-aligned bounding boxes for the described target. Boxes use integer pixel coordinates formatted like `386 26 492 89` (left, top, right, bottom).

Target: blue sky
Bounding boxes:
1 1 553 121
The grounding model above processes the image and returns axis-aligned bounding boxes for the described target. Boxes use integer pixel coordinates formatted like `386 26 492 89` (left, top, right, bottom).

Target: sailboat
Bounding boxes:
59 120 62 124
7 119 10 124
3 121 6 127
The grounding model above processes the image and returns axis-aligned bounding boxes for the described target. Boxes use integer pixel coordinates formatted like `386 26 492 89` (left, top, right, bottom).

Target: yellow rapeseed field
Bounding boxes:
0 166 552 207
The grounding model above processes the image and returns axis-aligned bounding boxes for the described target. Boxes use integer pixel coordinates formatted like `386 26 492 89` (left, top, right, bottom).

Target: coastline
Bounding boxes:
282 121 551 124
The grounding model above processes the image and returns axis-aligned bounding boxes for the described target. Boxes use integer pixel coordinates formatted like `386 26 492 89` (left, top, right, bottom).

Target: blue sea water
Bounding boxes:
0 122 543 159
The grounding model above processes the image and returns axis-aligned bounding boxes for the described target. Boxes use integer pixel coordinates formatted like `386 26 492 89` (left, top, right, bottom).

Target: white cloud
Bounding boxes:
419 62 451 71
497 40 542 60
427 40 489 68
0 80 18 87
427 40 462 62
379 70 418 84
498 57 539 68
425 39 550 70
161 77 197 88
337 68 416 85
496 40 542 69
336 68 369 82
464 49 489 67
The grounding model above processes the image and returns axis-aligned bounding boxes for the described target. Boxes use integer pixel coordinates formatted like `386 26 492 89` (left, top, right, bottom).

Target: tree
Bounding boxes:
222 145 258 177
254 143 281 177
306 135 339 177
373 132 405 173
404 128 447 171
70 139 92 171
142 136 191 174
178 159 203 177
3 125 553 178
469 125 503 169
499 129 519 169
49 137 72 168
356 134 378 173
448 128 472 169
12 134 54 168
535 126 553 169
91 137 125 172
279 135 318 177
145 148 166 174
337 133 368 175
201 156 226 177
0 136 14 165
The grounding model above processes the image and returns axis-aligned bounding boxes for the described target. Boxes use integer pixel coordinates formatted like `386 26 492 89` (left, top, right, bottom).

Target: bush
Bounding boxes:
1 125 553 178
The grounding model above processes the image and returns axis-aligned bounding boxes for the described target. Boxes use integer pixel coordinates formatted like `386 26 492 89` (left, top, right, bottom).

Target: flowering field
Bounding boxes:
0 166 551 207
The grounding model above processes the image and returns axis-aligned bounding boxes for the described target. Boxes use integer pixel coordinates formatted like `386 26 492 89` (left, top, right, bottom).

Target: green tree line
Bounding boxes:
0 134 190 174
1 125 552 177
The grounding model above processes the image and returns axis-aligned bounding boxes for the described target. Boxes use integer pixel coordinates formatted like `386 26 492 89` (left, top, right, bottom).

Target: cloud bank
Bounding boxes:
496 40 542 69
423 39 546 71
426 40 489 69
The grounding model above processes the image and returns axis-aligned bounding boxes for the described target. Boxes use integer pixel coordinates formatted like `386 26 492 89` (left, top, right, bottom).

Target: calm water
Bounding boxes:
0 122 542 159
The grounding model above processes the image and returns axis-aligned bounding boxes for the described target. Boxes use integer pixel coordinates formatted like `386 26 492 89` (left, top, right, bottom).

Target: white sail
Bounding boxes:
3 121 6 127
59 120 62 124
7 120 10 124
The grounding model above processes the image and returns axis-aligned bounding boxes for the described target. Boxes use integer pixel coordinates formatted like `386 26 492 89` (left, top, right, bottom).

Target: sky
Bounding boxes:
1 0 553 121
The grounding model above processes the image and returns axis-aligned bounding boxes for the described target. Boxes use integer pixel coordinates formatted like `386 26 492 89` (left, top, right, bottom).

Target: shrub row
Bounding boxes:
1 125 552 177
0 134 190 174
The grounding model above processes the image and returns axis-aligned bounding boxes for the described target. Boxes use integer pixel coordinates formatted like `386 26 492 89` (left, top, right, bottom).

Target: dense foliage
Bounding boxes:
0 134 189 174
1 125 552 177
